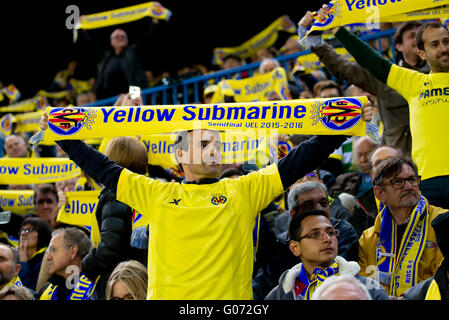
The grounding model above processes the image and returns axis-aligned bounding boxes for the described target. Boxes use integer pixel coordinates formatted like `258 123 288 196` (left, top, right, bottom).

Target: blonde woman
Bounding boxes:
106 260 147 300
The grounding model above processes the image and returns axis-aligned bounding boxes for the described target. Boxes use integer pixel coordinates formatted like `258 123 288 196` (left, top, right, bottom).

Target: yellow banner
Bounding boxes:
76 1 171 30
381 4 449 22
295 47 355 74
0 190 35 216
0 96 47 113
37 90 70 100
14 111 44 133
56 191 100 228
213 16 296 65
307 0 449 34
211 67 291 103
0 158 81 184
33 97 370 148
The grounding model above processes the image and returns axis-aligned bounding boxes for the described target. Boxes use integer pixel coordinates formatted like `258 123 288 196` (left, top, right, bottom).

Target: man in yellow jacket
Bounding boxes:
358 157 447 297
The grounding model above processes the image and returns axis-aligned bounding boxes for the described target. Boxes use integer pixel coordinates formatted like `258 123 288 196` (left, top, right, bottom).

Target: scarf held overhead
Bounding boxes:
306 0 449 35
32 97 372 147
0 158 81 184
213 16 296 65
76 2 171 30
211 67 291 103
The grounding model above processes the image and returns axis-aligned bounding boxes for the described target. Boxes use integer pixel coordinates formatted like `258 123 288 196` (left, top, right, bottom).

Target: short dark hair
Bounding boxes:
313 80 342 97
34 184 58 205
394 21 423 46
222 54 241 63
417 21 449 51
289 210 328 241
373 157 418 189
21 217 52 250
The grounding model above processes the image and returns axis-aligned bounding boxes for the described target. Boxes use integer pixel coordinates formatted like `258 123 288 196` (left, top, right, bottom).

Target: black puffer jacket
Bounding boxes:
81 187 147 300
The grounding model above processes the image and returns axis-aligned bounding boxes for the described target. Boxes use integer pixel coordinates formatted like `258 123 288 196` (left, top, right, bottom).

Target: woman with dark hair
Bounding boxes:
18 217 52 290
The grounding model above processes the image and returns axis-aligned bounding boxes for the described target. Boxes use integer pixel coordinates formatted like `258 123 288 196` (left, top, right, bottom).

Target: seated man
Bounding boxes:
358 157 447 297
269 181 359 294
265 210 387 300
0 244 22 291
38 227 92 300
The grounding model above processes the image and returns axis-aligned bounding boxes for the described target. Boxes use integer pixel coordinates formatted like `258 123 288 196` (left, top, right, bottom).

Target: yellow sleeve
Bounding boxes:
233 164 284 220
386 64 425 101
116 168 169 222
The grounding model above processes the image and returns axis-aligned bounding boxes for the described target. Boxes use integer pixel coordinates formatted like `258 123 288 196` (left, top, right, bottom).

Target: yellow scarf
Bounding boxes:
4 275 23 288
0 157 81 184
56 190 101 232
213 15 296 65
76 2 171 31
0 190 35 216
376 195 429 296
305 0 449 36
211 67 291 103
32 97 372 147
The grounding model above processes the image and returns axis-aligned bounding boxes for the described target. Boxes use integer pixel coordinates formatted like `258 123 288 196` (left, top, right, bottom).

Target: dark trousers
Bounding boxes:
420 175 449 210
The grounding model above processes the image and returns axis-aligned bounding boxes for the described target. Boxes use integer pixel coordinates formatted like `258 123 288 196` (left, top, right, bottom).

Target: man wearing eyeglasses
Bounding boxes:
358 157 447 297
265 210 388 300
265 181 358 296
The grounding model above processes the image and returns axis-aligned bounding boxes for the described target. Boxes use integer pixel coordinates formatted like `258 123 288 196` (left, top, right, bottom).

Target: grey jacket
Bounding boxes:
265 256 389 300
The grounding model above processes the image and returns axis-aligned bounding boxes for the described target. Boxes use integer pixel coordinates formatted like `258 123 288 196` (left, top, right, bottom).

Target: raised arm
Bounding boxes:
277 134 348 190
334 27 393 84
56 140 122 193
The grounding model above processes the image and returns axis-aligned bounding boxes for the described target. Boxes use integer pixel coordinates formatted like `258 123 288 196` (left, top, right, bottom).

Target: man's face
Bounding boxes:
290 215 338 267
0 245 18 287
418 26 449 72
374 164 420 210
222 57 241 70
293 187 330 217
369 147 399 179
46 233 72 277
319 88 339 98
110 29 128 51
396 27 420 62
179 130 223 180
5 136 27 158
35 192 58 225
355 138 377 174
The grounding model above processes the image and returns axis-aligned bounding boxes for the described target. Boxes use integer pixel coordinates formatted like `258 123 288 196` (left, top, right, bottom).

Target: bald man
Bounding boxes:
349 145 401 237
4 135 28 158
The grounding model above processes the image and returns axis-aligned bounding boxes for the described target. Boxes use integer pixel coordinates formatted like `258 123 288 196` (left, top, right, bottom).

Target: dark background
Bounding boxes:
0 1 315 100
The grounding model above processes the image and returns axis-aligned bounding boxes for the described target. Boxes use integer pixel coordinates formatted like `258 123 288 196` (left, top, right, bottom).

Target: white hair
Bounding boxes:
311 275 372 300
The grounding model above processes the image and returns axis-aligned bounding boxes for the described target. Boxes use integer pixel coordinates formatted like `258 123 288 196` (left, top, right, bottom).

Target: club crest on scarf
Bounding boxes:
48 107 96 136
313 1 337 28
0 113 13 134
150 3 165 16
311 97 362 131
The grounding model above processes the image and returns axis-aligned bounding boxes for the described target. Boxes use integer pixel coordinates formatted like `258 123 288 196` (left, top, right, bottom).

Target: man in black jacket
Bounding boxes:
78 20 160 100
